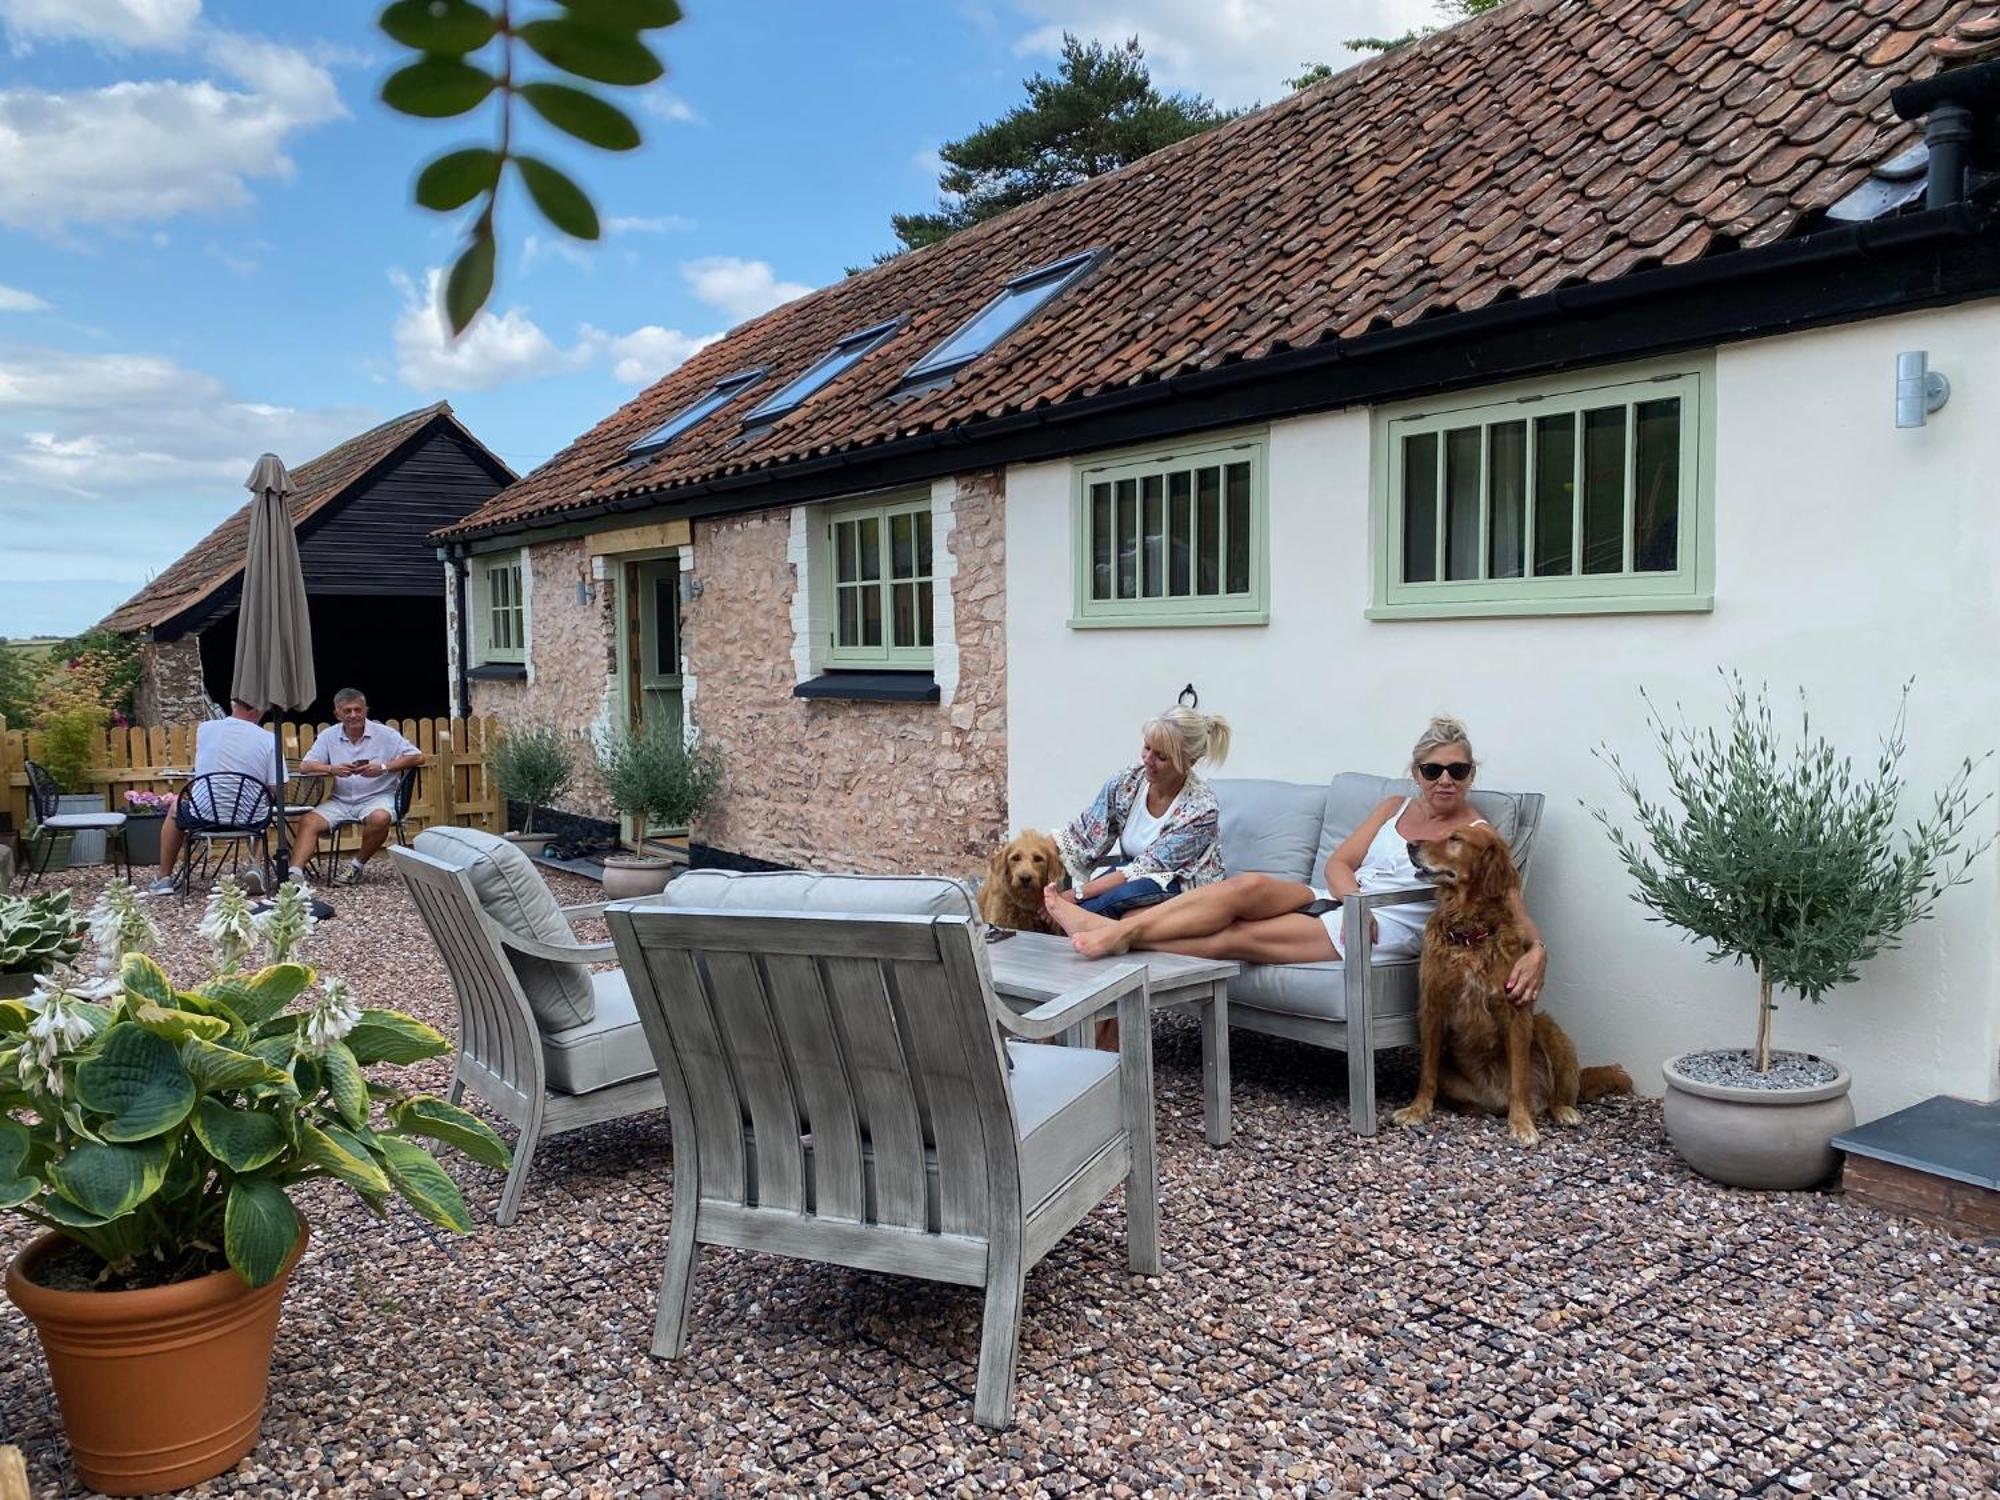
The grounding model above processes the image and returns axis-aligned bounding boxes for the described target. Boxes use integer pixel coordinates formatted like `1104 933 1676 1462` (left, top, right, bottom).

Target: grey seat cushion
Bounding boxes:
1228 954 1422 1024
1212 779 1327 882
541 971 656 1094
44 813 127 830
412 826 595 1032
649 868 976 918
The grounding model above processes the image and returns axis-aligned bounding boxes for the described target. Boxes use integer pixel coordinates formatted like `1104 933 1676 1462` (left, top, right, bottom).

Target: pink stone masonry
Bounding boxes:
685 472 1008 878
133 636 210 726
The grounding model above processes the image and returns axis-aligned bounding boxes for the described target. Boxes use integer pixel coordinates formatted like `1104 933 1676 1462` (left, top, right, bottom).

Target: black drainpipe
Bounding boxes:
1892 56 2000 210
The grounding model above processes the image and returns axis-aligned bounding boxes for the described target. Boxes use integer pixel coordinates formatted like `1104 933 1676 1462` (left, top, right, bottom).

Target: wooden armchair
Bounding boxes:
604 888 1159 1430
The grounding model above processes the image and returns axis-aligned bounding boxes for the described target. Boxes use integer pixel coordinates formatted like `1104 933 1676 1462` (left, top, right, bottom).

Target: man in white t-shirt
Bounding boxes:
291 687 424 885
144 699 287 896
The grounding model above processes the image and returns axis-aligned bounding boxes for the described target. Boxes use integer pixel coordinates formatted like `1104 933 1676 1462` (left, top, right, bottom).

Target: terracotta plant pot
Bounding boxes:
5 1224 309 1496
1662 1054 1855 1191
600 853 674 900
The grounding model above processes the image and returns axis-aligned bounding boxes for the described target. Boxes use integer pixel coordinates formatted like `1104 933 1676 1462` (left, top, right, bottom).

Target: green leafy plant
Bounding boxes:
35 704 104 796
0 892 85 981
0 879 508 1289
595 720 723 848
1591 675 1992 1072
378 0 684 333
490 724 575 834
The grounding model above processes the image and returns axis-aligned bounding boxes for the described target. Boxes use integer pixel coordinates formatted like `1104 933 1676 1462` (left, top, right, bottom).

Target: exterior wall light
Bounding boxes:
1895 351 1950 429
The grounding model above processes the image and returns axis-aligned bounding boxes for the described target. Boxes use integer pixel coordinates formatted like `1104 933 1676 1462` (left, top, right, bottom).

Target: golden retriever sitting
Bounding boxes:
979 830 1068 935
1392 824 1631 1145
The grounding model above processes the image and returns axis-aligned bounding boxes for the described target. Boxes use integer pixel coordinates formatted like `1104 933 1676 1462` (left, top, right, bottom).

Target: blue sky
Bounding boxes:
0 0 1427 638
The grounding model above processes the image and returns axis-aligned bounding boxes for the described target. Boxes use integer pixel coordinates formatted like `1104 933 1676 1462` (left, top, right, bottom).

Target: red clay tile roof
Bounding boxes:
101 404 495 635
443 0 1994 540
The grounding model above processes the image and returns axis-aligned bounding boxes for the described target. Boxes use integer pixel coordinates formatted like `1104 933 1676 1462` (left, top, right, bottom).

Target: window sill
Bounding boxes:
793 672 939 703
1068 609 1268 630
467 661 529 681
1366 594 1714 621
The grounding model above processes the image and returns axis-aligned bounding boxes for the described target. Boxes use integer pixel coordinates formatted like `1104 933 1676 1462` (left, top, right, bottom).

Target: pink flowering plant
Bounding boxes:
0 878 509 1289
122 790 174 815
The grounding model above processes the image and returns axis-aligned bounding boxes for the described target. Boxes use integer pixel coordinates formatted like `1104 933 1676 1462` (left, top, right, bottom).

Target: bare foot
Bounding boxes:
1043 885 1098 931
1043 893 1133 957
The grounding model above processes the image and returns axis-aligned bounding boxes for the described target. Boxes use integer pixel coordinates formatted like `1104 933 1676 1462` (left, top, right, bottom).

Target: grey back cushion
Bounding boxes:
413 827 595 1031
1312 771 1531 873
1212 779 1328 883
651 869 977 919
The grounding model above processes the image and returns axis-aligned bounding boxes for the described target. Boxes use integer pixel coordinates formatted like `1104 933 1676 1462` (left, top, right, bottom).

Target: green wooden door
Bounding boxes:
631 557 683 744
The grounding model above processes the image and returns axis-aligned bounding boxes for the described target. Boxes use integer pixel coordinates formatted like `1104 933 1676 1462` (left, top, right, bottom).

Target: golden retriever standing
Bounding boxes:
1392 825 1631 1145
979 830 1068 935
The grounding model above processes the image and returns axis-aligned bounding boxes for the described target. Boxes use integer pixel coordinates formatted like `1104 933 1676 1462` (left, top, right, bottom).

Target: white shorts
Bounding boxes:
317 794 395 828
1308 888 1427 960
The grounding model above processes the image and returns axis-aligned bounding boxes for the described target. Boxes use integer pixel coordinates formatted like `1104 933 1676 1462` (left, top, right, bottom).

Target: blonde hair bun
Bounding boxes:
1143 705 1230 775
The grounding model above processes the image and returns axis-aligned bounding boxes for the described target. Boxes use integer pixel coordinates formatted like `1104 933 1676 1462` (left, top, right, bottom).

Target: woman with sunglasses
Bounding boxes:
1043 715 1548 1007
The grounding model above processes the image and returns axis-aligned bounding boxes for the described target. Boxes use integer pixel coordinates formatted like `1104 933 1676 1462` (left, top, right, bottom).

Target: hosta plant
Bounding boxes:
0 890 85 981
0 878 509 1289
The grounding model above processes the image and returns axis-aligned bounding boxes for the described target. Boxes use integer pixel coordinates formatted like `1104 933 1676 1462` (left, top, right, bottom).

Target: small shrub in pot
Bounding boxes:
595 720 725 850
489 724 574 835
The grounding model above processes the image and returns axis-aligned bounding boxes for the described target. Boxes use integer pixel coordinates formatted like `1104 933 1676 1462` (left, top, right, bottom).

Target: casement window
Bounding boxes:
1372 362 1713 618
1071 435 1269 627
823 494 934 667
471 553 527 663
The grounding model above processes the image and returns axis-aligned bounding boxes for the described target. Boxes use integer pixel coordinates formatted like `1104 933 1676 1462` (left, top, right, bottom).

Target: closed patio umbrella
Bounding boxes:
231 454 321 899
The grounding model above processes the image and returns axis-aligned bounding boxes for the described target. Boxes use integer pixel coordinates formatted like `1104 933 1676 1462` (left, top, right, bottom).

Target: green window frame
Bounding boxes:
474 554 525 662
1371 362 1714 619
1071 435 1269 627
823 494 934 667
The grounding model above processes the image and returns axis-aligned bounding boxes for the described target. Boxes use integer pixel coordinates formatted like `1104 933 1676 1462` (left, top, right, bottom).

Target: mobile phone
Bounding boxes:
983 925 1016 943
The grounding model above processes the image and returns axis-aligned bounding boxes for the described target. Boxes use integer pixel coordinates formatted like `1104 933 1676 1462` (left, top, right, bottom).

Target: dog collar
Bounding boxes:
1443 925 1492 947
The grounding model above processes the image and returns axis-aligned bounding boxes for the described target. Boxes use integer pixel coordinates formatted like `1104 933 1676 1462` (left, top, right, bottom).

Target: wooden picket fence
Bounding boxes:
0 715 502 838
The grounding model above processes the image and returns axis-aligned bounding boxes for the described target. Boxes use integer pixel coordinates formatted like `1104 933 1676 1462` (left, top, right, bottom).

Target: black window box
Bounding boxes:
467 662 528 682
793 671 939 703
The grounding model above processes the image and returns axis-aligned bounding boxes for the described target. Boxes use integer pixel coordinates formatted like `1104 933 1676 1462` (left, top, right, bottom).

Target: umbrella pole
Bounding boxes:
273 729 291 887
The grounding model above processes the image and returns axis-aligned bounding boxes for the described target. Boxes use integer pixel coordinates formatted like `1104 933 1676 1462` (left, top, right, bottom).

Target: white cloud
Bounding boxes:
390 268 573 393
638 88 703 125
0 26 344 231
0 0 201 52
1010 0 1438 108
605 214 694 235
681 256 813 326
579 324 722 385
0 283 49 311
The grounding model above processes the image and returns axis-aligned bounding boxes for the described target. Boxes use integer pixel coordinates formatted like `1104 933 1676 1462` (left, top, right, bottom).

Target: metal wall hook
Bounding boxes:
1178 683 1198 709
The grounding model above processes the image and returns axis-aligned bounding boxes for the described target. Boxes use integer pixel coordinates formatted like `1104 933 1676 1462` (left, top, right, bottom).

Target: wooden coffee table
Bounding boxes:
987 931 1235 1147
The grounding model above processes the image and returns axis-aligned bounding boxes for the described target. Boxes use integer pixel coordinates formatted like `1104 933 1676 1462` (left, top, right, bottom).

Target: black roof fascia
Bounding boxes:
451 203 1998 543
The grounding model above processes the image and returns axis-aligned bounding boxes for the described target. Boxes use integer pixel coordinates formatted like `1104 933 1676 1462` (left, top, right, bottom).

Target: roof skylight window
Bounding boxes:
625 367 765 457
901 250 1098 387
743 319 902 427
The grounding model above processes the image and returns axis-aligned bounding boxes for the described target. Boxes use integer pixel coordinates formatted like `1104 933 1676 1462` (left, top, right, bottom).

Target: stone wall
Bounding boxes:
468 537 617 817
132 635 210 725
684 470 1008 879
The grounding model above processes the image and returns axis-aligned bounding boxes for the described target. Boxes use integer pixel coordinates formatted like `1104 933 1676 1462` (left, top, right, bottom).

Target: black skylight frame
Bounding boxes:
742 318 904 428
899 249 1100 388
625 366 767 458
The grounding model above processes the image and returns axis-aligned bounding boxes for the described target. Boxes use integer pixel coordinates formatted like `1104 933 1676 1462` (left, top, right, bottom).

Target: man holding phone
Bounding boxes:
292 687 423 885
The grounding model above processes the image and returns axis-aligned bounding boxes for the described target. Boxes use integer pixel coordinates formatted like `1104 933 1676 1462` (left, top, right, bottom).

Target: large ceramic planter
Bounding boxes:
600 853 673 900
122 812 165 868
502 830 549 856
5 1224 309 1496
1662 1054 1855 1190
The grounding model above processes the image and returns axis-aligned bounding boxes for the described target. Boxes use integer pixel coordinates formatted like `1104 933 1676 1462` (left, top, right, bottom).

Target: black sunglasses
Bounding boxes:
1417 761 1474 782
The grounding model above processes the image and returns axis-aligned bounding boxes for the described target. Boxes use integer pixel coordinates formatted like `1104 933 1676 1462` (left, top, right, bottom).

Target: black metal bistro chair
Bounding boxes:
172 772 276 899
281 772 328 880
322 764 423 871
18 760 129 887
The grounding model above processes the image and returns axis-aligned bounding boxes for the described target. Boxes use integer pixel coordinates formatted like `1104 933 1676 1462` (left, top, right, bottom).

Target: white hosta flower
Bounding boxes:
17 981 102 1099
88 881 159 971
302 976 362 1057
254 880 317 963
198 878 259 973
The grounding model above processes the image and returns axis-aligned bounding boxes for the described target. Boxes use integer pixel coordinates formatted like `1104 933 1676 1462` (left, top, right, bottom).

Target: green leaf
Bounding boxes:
129 999 231 1045
321 1043 370 1130
391 1095 511 1170
0 1119 39 1209
416 147 502 211
248 1034 297 1073
0 999 34 1035
518 82 640 151
182 1037 296 1095
40 1195 120 1229
558 0 682 30
191 1099 288 1173
300 1124 391 1195
444 231 495 336
47 1138 171 1219
345 1011 450 1066
517 18 663 85
76 1025 197 1141
198 964 313 1028
381 55 497 119
379 0 497 53
224 1177 301 1287
515 156 600 240
120 951 177 1010
378 1136 472 1232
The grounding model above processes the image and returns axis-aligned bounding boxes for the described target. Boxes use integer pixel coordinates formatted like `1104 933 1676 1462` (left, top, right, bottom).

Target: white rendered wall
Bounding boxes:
1005 304 2000 1123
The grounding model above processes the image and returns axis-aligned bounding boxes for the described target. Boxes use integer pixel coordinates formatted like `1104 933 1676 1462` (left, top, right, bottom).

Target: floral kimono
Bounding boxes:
1055 764 1225 894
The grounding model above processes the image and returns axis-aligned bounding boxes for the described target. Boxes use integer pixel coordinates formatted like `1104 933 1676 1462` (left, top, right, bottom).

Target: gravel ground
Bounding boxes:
5 866 1995 1499
1673 1051 1841 1091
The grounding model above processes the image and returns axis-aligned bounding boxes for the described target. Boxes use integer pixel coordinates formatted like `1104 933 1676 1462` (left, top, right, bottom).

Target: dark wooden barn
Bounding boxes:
101 404 513 724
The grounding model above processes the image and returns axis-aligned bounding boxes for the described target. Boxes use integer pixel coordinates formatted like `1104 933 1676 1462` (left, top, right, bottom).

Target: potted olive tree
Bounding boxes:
489 724 574 854
1 878 510 1494
594 721 725 899
1592 677 1990 1189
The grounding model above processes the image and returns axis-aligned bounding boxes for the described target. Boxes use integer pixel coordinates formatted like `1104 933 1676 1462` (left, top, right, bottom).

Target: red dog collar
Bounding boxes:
1443 925 1492 947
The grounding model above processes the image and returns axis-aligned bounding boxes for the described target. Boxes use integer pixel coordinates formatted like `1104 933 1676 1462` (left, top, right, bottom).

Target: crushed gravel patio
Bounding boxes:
4 866 1994 1499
